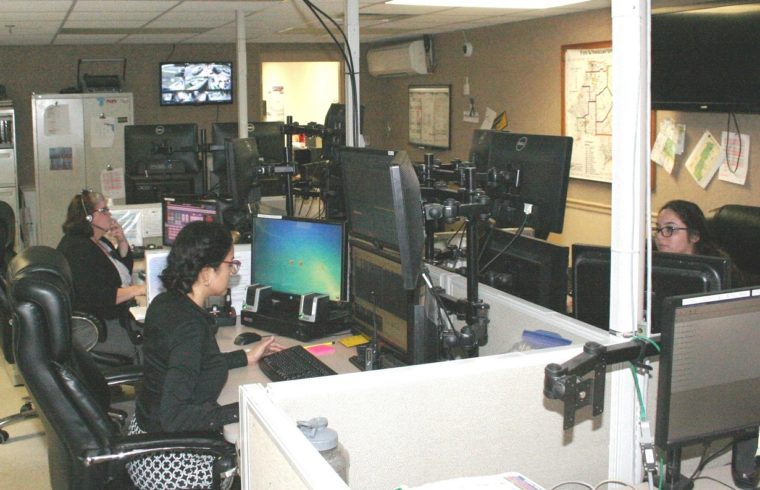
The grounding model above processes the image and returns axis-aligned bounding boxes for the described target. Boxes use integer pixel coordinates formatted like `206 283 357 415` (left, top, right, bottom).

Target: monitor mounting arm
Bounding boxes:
543 336 661 430
422 164 491 357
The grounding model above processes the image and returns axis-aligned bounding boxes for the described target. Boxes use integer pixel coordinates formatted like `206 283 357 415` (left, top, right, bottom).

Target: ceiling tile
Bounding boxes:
54 33 128 44
1 1 71 11
73 1 179 13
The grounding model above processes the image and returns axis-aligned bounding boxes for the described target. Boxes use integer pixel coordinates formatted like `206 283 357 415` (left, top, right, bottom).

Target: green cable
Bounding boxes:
629 363 647 421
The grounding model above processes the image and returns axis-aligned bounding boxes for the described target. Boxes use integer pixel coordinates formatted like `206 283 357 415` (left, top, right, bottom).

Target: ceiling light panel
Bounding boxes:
73 1 179 13
386 0 590 8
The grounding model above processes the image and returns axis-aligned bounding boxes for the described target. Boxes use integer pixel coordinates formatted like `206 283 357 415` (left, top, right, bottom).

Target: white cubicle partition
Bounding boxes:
240 348 613 489
238 265 619 489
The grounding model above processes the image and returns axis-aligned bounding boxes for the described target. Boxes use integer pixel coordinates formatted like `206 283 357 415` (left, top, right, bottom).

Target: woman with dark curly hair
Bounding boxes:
127 221 282 490
654 200 722 256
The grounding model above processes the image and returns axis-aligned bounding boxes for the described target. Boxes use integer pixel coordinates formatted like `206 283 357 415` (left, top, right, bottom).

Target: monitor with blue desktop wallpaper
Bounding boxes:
252 215 346 303
655 288 760 486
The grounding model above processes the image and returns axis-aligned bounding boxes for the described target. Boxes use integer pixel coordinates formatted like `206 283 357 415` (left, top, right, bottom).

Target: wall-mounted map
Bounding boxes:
562 42 613 183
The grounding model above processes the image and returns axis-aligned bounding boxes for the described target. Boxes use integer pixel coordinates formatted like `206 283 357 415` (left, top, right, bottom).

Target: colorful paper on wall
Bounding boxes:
651 118 677 174
684 130 723 189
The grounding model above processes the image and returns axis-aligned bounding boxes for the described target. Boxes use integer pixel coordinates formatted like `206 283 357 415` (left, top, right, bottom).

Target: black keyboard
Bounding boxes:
258 345 337 382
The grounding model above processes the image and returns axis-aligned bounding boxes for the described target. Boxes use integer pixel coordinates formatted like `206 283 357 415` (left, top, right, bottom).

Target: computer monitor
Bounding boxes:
469 130 573 239
478 228 569 313
655 288 760 487
225 138 261 211
161 197 220 246
211 121 284 173
340 147 423 289
125 124 199 175
251 215 346 304
572 244 732 332
349 241 438 366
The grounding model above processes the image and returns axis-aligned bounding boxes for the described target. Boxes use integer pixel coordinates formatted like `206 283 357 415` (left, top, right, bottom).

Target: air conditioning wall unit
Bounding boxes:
367 38 433 77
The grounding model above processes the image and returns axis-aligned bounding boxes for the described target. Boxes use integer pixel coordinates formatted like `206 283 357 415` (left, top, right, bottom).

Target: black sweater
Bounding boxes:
135 291 248 433
57 234 134 320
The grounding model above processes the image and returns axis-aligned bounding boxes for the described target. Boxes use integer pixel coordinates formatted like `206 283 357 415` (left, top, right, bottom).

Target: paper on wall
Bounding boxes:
651 118 677 174
684 130 723 189
101 167 125 199
718 131 749 186
90 116 117 148
480 107 497 130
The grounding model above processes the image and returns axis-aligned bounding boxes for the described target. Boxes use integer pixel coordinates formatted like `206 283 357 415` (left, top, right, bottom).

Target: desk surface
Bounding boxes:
216 320 360 443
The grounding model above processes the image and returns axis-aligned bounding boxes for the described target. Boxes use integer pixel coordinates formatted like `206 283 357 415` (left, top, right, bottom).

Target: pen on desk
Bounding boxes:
305 341 336 348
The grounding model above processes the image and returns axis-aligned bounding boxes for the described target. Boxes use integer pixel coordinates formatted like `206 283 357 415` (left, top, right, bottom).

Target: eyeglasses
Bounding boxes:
653 225 688 238
221 259 241 275
94 206 110 214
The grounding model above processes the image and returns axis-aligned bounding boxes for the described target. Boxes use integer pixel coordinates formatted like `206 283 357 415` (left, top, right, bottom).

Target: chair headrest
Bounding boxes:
8 246 75 362
707 205 760 275
8 246 73 291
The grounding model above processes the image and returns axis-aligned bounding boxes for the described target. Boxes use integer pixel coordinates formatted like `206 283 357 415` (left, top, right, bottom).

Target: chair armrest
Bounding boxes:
101 364 143 386
83 432 235 466
88 350 134 368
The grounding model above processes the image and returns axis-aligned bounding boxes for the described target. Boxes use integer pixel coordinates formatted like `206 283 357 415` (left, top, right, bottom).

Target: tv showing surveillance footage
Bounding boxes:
160 62 233 106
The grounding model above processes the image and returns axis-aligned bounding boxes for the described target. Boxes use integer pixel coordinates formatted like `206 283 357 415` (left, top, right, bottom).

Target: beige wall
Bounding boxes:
0 43 341 187
2 7 758 246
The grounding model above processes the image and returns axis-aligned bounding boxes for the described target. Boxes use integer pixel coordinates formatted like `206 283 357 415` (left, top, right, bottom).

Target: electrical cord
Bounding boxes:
299 0 360 145
478 213 529 274
724 111 742 174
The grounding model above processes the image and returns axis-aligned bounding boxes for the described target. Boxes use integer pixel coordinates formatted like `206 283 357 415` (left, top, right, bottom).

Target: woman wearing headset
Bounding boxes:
57 189 145 361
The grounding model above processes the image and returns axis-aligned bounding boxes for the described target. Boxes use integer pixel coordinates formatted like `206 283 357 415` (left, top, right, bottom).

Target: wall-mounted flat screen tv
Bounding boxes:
160 62 233 106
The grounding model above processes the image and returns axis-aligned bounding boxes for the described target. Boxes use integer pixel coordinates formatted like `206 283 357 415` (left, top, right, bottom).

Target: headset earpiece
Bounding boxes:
80 193 93 222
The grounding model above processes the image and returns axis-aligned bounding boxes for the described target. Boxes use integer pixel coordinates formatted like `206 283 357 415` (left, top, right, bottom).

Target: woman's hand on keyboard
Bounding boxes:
245 336 285 365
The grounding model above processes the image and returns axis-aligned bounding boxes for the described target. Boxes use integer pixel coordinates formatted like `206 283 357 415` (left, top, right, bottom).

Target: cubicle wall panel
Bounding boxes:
242 348 612 489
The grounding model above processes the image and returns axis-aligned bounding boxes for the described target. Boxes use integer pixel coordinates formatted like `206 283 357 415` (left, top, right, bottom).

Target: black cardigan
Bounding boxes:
135 291 248 432
57 234 134 320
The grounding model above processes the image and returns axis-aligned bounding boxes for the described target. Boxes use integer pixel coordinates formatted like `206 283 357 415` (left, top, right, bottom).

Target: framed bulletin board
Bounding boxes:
561 41 613 183
409 84 451 150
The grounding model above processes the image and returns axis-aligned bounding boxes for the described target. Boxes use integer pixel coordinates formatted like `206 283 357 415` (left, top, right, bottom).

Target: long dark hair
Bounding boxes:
61 189 103 237
160 221 233 294
659 200 720 256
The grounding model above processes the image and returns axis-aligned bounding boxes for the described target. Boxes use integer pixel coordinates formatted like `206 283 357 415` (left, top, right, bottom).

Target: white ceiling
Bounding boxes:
0 0 612 46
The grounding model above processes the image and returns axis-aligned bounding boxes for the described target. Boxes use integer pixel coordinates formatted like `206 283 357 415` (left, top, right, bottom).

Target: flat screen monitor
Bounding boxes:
349 241 437 366
469 130 572 239
211 121 284 174
125 124 199 176
251 215 346 303
160 62 232 106
225 138 261 210
652 9 760 113
161 197 220 247
340 147 423 289
572 244 732 333
655 288 760 486
479 228 568 313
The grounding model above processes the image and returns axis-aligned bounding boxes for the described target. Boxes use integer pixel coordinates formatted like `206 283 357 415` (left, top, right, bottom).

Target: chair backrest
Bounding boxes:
8 246 117 490
707 205 760 276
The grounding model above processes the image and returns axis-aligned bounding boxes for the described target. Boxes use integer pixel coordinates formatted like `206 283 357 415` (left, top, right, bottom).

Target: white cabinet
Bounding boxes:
31 93 134 247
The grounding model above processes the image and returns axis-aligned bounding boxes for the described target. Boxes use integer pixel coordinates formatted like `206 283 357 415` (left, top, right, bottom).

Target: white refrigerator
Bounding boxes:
32 93 133 247
0 101 19 249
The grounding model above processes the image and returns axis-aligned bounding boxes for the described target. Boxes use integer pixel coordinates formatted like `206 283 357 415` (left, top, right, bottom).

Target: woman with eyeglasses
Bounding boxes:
656 199 758 486
127 220 283 490
654 199 722 256
57 190 146 360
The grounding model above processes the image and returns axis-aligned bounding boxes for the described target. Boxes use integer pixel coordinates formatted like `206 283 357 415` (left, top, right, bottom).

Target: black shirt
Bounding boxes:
135 291 248 433
57 234 134 320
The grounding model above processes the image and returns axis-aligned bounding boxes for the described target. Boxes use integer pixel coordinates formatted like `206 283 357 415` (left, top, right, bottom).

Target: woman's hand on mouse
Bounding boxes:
245 336 285 365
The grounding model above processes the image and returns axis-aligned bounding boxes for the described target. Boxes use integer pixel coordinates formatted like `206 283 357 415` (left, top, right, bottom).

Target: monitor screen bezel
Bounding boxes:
159 61 233 107
655 288 760 453
251 214 348 304
161 196 220 247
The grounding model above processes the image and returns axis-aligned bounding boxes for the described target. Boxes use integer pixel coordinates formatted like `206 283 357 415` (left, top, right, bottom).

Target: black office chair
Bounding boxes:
707 204 760 285
8 246 236 489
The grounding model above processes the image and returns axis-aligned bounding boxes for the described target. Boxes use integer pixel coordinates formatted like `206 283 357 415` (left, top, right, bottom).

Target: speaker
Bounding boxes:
244 284 272 313
299 293 330 323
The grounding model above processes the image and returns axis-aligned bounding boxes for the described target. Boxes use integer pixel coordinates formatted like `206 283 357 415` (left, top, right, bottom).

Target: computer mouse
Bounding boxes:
234 332 262 345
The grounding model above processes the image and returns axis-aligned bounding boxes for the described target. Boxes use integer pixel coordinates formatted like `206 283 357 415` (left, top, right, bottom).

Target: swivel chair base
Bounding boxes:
0 397 37 443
